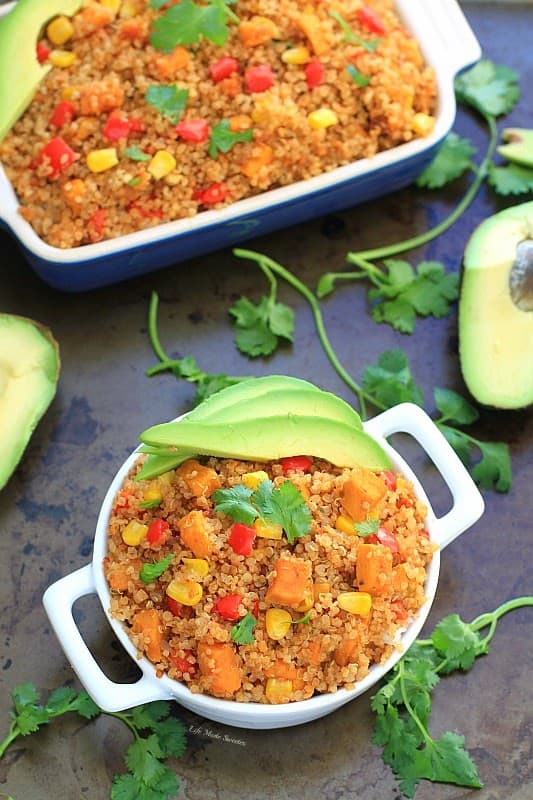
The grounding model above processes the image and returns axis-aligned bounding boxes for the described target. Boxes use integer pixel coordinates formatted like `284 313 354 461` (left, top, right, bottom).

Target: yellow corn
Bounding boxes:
265 677 293 703
100 0 122 13
143 485 163 504
119 0 142 18
307 108 339 130
242 470 269 490
281 46 311 65
337 591 372 616
122 519 148 546
265 608 292 640
411 112 435 136
47 16 74 45
166 579 203 606
335 514 356 535
158 471 174 487
254 518 283 540
148 150 176 180
182 558 209 578
49 50 77 68
86 148 119 173
61 86 76 100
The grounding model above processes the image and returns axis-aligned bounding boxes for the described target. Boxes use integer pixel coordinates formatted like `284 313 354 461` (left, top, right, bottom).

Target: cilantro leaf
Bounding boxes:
208 119 254 159
213 483 257 523
413 732 483 790
125 735 166 786
416 132 477 188
71 691 100 720
230 295 294 357
487 161 533 195
253 479 311 544
354 518 379 537
193 373 252 405
145 85 189 124
346 64 370 87
433 387 479 426
152 717 188 758
438 424 472 466
430 614 486 672
471 441 512 492
139 498 163 509
44 687 76 715
123 145 151 162
150 0 234 51
130 702 170 730
139 554 175 584
454 60 520 117
362 349 424 408
231 611 257 644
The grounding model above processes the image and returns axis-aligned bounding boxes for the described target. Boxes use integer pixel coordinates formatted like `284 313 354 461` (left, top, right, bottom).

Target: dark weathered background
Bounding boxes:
0 3 531 799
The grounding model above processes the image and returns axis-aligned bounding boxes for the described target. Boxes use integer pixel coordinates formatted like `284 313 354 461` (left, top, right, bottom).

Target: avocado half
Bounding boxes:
459 201 533 409
0 314 60 490
0 0 82 142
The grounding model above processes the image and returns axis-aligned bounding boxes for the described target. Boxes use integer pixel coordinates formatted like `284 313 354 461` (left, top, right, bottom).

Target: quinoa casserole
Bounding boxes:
104 454 434 704
0 0 437 248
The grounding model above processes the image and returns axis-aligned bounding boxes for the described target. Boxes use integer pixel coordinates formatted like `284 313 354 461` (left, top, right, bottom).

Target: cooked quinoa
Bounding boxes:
103 455 434 704
0 0 436 248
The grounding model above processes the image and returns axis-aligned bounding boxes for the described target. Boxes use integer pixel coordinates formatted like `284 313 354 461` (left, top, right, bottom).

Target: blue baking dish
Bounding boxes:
0 0 480 292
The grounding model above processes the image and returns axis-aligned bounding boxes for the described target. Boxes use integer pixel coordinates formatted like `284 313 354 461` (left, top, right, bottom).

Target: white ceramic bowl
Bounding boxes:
43 403 484 728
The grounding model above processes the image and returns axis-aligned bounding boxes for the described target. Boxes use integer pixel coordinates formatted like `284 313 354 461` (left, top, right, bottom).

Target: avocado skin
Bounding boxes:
497 128 533 169
0 314 60 490
0 0 82 143
459 201 533 409
140 415 391 471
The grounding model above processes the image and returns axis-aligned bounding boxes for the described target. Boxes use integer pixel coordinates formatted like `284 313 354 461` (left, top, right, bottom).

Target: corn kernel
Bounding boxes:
242 470 269 490
61 86 76 100
157 471 174 486
119 0 143 18
281 46 311 65
47 16 74 45
265 677 293 703
265 608 292 640
182 558 209 578
166 579 203 606
338 591 372 616
335 514 356 535
86 147 119 173
295 586 314 612
143 485 163 504
254 518 283 540
148 150 176 180
411 112 435 136
100 0 122 13
122 519 148 546
307 108 338 130
49 50 77 68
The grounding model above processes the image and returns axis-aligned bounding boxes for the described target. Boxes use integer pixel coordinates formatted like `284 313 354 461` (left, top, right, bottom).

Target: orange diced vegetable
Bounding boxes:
73 3 115 37
241 144 274 181
265 554 312 609
150 45 190 78
229 114 253 133
177 509 212 558
176 459 221 498
61 178 86 212
313 581 331 601
265 659 305 692
197 642 242 696
238 15 279 47
119 17 149 41
356 542 393 596
334 635 361 667
78 79 124 116
107 558 142 592
341 467 387 522
132 608 163 663
295 11 330 55
302 638 322 665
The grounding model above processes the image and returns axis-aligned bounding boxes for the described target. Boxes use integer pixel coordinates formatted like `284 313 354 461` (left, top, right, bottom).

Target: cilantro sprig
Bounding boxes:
145 85 189 124
372 597 533 797
150 0 239 52
139 554 174 584
231 611 257 644
208 119 254 159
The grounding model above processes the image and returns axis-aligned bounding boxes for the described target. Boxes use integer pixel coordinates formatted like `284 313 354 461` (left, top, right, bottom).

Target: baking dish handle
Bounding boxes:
364 403 484 550
425 0 482 76
43 565 173 712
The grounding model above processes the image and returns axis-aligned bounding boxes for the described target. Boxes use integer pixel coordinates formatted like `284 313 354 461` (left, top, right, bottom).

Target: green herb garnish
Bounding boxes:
354 518 379 537
292 610 312 625
123 145 151 162
208 119 254 159
231 611 257 644
139 554 174 584
416 133 477 189
345 64 371 87
329 10 380 51
212 482 257 524
139 498 163 509
150 0 239 52
145 85 189 123
487 161 533 194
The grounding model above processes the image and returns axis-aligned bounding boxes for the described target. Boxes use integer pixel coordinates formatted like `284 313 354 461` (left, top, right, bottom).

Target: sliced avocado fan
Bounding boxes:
0 314 60 490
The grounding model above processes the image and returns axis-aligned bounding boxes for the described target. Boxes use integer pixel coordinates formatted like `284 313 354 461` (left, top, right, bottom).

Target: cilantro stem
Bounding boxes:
0 722 19 759
470 596 533 646
148 290 169 363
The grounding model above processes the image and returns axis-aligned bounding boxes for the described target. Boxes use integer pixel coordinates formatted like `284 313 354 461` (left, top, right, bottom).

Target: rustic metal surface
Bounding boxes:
0 4 531 799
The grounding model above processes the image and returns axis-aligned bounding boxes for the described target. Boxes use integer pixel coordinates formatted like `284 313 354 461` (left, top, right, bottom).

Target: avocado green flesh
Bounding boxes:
0 0 82 143
498 128 533 169
0 314 60 490
459 201 533 409
140 415 391 471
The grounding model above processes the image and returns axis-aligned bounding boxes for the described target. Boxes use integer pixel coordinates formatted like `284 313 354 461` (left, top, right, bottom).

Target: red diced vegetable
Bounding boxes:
244 65 275 93
167 596 188 617
228 522 256 556
358 6 386 35
50 101 76 128
380 470 397 492
169 648 197 676
146 518 170 546
193 182 231 204
37 41 51 63
305 59 324 89
391 600 408 622
252 599 260 619
212 594 243 621
280 455 313 474
103 114 133 141
176 118 210 143
37 137 79 178
367 527 399 554
210 56 238 82
87 208 106 243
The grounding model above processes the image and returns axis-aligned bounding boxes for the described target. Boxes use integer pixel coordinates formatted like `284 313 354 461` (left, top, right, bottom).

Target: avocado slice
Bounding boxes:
0 0 82 143
140 415 391 471
458 201 533 409
498 129 533 169
0 314 60 489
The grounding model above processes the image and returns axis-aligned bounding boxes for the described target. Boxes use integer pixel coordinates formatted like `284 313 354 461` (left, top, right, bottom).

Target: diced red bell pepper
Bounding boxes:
244 65 275 93
193 182 231 205
367 527 399 554
169 648 197 676
210 56 239 82
419 528 430 539
37 137 79 178
305 59 324 89
212 594 243 621
86 208 106 243
280 455 313 474
146 518 170 546
228 522 256 556
50 100 76 128
103 114 134 141
176 118 210 143
357 6 386 35
127 201 164 219
167 596 188 617
37 41 51 64
391 600 408 623
252 599 260 619
380 470 397 492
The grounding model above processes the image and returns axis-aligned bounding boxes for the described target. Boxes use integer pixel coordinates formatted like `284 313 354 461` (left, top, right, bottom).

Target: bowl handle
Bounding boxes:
424 0 482 76
364 403 484 550
43 564 173 712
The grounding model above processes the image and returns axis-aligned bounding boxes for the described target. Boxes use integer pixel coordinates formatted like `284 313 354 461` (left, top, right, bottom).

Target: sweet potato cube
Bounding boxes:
265 554 313 609
197 642 242 696
265 659 305 691
176 459 221 498
341 467 387 522
295 11 330 55
334 635 361 667
107 558 142 592
177 510 212 558
356 543 393 596
132 609 162 663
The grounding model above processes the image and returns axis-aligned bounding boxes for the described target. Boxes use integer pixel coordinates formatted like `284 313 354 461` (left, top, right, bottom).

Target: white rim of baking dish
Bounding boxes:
43 403 484 728
0 0 481 264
